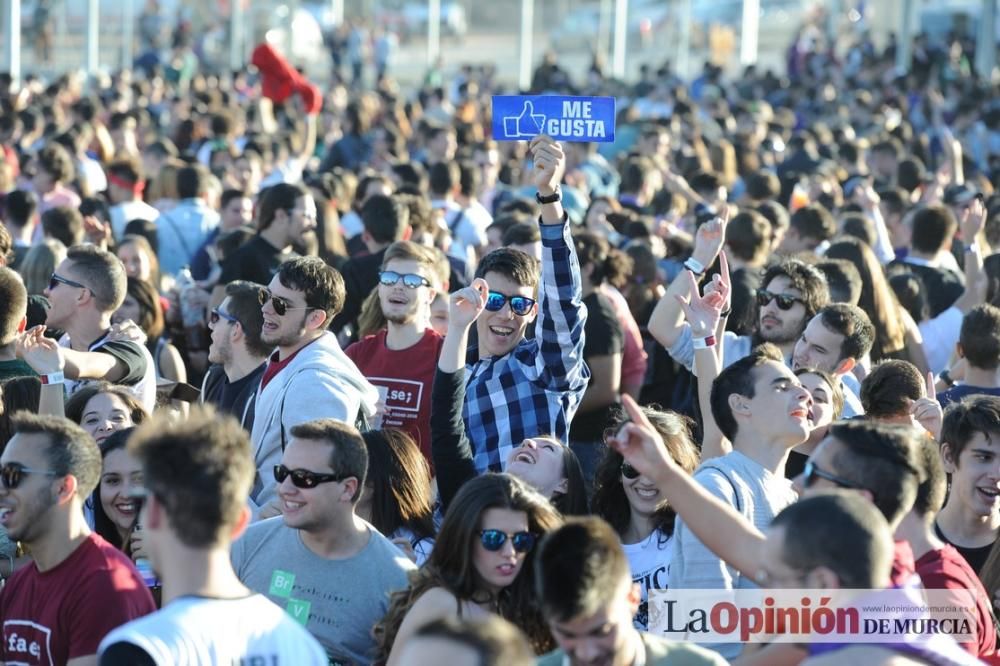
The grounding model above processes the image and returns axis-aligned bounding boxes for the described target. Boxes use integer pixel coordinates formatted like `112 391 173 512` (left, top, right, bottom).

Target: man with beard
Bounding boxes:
345 241 444 463
649 214 829 372
250 256 378 519
200 281 271 430
0 413 155 665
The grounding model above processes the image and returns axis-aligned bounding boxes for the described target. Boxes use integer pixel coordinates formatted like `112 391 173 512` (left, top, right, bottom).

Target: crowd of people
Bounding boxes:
0 10 998 665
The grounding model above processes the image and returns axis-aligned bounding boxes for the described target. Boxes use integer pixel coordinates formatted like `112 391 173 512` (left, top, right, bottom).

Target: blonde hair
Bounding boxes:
20 238 67 295
146 159 183 203
382 241 447 289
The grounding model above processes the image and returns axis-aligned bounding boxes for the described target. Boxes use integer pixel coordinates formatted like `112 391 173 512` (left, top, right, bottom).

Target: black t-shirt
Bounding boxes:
727 266 762 337
934 521 995 574
99 642 156 666
889 260 964 319
97 340 148 386
570 292 625 441
218 236 289 287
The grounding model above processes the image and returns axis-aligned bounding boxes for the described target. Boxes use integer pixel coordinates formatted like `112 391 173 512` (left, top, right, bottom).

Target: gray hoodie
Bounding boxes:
249 332 378 517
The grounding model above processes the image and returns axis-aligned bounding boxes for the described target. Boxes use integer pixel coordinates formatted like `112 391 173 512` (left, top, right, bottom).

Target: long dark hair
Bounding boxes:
551 442 589 516
360 429 435 542
375 474 562 658
591 407 699 540
90 428 138 553
65 382 149 429
0 376 41 450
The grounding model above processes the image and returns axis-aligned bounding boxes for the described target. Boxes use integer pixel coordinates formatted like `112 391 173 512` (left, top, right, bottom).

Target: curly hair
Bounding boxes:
375 474 562 658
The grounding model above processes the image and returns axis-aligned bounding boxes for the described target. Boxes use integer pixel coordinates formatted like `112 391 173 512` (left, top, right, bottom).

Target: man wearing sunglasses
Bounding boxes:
650 210 828 374
345 241 444 462
251 256 378 519
20 244 157 411
535 518 726 666
456 134 589 474
232 419 415 662
0 413 156 665
97 407 327 665
201 281 271 431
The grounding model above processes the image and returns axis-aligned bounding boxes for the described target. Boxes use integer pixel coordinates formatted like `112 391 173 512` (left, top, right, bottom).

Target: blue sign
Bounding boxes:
492 95 616 143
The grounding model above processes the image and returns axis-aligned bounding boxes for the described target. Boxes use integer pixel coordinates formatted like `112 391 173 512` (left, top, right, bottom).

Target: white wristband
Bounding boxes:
40 372 64 386
692 335 717 350
684 257 706 276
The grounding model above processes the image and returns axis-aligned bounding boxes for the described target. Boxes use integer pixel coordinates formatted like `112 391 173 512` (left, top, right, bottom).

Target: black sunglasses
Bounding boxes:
621 461 641 480
485 291 536 316
0 462 59 490
802 461 859 490
259 290 312 317
49 273 90 293
479 529 537 553
756 289 804 311
273 464 349 489
379 271 432 289
209 307 240 326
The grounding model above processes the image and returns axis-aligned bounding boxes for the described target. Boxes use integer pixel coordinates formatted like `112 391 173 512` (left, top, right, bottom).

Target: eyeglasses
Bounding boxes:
259 290 313 317
621 461 641 480
273 464 349 489
479 529 537 553
756 289 805 311
0 462 59 490
49 273 90 293
802 461 859 490
209 307 240 326
485 291 536 316
378 271 432 289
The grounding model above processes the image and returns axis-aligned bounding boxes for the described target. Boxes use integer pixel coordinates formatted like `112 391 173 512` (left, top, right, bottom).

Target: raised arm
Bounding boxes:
609 394 767 580
954 197 988 314
648 210 729 359
676 252 732 461
528 136 589 392
433 280 488 510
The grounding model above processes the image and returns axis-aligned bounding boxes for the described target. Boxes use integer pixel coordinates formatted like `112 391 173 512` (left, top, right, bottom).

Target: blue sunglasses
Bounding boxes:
485 291 536 316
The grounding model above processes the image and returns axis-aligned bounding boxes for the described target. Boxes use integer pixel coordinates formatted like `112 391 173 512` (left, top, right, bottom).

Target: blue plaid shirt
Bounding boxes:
464 217 590 473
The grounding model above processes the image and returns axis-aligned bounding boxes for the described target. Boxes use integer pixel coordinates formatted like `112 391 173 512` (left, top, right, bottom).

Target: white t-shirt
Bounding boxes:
110 199 160 240
621 528 673 631
389 526 435 567
98 593 327 665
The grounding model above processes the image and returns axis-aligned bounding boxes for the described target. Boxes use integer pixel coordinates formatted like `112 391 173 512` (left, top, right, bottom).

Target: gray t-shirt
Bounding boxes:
231 517 416 665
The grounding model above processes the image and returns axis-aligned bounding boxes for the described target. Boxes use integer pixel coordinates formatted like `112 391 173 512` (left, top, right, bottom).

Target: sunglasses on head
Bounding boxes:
379 271 431 289
273 464 349 489
259 290 312 317
49 273 90 293
756 289 804 311
209 308 239 326
485 292 536 316
802 461 858 490
0 462 59 490
479 529 537 553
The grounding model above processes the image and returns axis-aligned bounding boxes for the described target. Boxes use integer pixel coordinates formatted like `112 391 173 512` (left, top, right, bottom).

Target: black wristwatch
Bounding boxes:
536 188 561 204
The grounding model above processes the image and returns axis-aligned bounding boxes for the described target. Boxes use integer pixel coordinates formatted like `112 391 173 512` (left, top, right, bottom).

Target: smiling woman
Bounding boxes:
86 428 144 556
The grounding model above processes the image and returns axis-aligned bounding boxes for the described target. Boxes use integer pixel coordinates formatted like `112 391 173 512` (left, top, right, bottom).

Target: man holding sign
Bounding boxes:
453 134 590 473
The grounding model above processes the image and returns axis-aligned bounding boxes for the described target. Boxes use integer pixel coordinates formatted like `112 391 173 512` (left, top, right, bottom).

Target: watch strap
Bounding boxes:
535 188 561 204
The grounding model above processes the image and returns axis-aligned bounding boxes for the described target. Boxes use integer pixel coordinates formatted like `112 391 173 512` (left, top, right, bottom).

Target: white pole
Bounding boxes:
86 0 99 75
976 0 997 78
121 0 134 71
4 0 20 86
740 0 759 66
428 0 441 67
598 0 613 65
230 0 243 71
612 0 627 79
678 0 692 79
331 0 344 26
519 0 533 90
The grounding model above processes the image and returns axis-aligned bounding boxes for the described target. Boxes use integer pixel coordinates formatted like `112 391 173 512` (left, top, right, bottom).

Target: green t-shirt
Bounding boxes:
0 359 38 383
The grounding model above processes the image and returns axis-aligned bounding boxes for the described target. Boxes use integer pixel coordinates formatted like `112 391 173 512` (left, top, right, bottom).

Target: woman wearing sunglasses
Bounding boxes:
432 279 589 517
591 408 700 630
376 474 561 663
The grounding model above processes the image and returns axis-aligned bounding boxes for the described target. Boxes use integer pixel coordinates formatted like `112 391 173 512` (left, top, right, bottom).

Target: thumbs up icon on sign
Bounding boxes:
503 100 546 138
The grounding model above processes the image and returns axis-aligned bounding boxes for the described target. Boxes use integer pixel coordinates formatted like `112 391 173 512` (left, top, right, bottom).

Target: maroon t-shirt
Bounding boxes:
0 533 155 664
916 544 998 658
345 328 443 464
